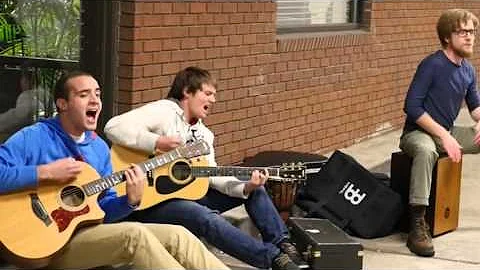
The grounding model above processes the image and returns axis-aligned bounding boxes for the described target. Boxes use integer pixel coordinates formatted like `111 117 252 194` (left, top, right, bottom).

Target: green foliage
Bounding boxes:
0 0 25 55
0 0 17 13
7 0 80 60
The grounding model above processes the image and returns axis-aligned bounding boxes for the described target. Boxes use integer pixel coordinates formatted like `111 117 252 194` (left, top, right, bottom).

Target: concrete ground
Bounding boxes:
219 107 480 269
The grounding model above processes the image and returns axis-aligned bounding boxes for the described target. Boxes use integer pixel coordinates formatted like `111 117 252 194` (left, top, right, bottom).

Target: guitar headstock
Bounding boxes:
179 140 211 159
279 163 306 180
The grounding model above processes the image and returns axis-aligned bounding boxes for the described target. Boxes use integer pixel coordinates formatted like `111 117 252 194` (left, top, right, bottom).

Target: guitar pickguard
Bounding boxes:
155 175 195 194
51 206 90 233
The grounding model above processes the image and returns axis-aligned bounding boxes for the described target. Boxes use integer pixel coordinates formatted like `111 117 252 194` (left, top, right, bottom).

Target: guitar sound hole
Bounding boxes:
61 186 85 207
171 161 192 181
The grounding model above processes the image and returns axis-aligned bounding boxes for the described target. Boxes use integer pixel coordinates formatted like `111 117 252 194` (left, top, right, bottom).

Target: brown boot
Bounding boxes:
407 205 435 257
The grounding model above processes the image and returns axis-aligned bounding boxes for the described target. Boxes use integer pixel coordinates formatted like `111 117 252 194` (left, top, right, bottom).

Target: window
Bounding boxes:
0 0 80 143
277 0 365 34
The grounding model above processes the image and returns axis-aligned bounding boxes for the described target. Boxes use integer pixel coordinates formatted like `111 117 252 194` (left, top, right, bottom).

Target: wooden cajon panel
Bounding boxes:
427 157 462 236
390 152 462 237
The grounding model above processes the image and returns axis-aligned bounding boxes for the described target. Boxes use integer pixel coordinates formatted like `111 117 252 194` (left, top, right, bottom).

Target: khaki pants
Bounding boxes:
48 222 229 270
399 127 480 205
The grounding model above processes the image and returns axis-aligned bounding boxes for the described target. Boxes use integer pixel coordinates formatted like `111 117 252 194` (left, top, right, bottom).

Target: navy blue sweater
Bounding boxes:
403 50 480 132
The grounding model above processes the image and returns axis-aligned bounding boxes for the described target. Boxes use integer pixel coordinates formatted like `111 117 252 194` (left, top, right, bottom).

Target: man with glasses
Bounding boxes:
400 9 480 257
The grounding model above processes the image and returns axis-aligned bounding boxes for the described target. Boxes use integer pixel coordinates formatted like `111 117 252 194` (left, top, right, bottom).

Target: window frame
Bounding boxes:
276 0 365 35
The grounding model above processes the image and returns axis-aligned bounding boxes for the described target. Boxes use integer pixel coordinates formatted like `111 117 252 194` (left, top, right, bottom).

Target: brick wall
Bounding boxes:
117 0 480 165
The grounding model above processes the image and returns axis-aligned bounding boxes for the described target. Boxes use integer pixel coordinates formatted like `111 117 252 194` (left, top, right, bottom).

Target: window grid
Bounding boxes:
277 0 364 34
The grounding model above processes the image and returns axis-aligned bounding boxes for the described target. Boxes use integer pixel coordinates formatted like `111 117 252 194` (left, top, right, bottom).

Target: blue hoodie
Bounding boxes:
0 117 134 223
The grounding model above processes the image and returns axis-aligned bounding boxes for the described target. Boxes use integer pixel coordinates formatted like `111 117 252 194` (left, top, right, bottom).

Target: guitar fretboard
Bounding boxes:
82 141 209 196
191 167 281 178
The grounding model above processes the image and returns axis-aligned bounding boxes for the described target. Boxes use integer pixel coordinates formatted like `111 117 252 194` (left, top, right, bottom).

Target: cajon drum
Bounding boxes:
390 152 462 237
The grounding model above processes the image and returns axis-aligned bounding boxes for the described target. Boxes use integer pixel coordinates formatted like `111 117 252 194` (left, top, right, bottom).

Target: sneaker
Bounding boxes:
278 241 309 269
271 252 300 270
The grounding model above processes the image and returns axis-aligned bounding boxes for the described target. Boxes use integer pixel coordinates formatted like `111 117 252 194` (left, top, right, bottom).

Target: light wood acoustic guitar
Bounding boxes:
0 140 210 268
112 149 307 211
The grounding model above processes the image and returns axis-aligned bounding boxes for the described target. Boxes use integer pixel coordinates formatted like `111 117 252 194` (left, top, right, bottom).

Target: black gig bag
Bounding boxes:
301 150 403 238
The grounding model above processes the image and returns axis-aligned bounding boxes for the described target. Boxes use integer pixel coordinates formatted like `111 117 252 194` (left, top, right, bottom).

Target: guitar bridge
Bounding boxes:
30 193 52 226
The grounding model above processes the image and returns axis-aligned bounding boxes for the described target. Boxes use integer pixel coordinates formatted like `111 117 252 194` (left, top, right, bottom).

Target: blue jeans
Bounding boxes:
126 187 288 268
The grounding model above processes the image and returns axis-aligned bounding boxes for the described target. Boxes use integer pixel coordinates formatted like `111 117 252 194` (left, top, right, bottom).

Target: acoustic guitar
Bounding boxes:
112 149 306 211
0 140 209 268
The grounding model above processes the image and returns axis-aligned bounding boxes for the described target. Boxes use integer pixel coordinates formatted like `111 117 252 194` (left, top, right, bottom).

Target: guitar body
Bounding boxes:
0 163 104 268
111 145 209 210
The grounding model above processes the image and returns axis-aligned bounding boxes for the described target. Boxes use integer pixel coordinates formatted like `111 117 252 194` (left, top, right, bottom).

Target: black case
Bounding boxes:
287 217 363 270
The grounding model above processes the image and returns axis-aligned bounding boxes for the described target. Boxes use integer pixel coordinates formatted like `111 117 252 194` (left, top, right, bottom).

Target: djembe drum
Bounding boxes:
266 178 303 221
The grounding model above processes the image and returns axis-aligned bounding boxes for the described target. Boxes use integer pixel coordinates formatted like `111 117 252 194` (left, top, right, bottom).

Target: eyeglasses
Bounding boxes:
454 29 477 37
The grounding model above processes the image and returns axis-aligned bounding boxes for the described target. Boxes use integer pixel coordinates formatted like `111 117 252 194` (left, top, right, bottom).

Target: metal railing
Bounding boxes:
0 55 79 141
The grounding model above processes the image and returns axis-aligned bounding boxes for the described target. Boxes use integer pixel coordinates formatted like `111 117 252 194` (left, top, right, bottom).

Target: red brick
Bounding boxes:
143 64 162 77
205 48 221 59
213 58 228 69
182 14 197 25
163 14 182 26
188 26 206 37
153 51 171 63
162 39 181 51
243 34 257 45
151 76 171 89
153 3 172 14
222 25 236 35
118 66 143 79
229 35 243 46
136 3 154 14
237 24 251 35
188 49 205 60
190 3 207 13
130 78 152 91
118 90 142 103
222 3 237 13
141 88 163 103
143 16 162 27
214 14 230 25
143 40 162 52
198 37 214 48
162 62 181 75
207 3 222 13
230 14 244 24
119 40 143 53
171 51 189 62
244 13 257 23
197 14 214 24
214 36 229 47
237 3 251 13
120 14 143 27
172 3 188 13
239 56 254 67
235 67 249 77
180 38 198 50
206 25 222 36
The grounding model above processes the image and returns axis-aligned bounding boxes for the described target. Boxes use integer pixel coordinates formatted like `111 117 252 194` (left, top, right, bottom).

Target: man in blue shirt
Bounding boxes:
401 9 480 257
0 71 228 269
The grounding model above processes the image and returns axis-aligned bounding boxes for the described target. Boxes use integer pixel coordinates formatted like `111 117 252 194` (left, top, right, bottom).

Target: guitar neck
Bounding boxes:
191 166 280 178
83 147 198 196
